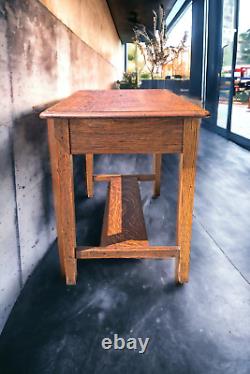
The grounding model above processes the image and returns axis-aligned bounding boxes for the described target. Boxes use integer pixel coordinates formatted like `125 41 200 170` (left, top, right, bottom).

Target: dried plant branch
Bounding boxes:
133 5 188 79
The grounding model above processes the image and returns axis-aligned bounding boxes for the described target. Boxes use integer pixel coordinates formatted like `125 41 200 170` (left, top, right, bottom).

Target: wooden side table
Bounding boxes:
40 90 209 285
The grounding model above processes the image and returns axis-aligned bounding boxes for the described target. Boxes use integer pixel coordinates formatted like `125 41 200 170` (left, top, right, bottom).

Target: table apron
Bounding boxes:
68 118 184 154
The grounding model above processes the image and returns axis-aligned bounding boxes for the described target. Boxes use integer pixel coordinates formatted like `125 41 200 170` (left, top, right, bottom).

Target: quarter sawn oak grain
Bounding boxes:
40 89 209 119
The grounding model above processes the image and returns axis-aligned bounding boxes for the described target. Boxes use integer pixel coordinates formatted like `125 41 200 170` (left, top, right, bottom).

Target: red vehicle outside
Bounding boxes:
234 65 250 90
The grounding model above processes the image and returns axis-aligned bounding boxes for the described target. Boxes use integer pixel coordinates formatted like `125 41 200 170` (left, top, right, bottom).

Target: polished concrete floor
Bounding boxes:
0 128 250 374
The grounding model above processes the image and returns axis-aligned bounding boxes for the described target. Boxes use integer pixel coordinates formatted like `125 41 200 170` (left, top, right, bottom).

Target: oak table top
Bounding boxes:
40 89 209 119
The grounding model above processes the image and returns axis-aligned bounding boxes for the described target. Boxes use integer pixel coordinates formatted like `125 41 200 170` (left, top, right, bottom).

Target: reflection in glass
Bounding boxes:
231 0 250 139
166 4 192 80
217 0 236 129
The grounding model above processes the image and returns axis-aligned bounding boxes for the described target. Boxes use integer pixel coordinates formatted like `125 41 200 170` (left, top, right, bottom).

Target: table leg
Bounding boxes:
153 154 162 197
52 119 77 285
86 153 94 198
47 119 65 276
175 119 200 283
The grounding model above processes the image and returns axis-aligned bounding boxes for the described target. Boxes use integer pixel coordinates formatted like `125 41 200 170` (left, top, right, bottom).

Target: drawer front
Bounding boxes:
69 118 183 154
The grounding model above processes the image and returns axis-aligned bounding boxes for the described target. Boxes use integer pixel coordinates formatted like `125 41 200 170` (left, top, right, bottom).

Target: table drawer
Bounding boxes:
69 118 183 154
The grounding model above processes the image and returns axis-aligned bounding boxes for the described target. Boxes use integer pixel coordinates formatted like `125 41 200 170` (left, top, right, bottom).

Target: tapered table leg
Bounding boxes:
153 154 162 197
175 119 200 283
47 119 65 276
50 119 77 285
86 153 94 198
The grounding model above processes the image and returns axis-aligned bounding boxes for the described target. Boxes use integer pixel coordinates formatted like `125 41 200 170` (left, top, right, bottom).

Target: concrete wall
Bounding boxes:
39 0 123 69
0 0 122 333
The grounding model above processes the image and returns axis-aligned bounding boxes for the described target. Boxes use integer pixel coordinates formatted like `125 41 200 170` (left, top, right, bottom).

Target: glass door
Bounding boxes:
230 0 250 140
217 0 237 129
204 0 250 149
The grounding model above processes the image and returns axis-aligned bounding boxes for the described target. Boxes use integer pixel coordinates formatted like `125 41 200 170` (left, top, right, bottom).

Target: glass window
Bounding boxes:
217 0 236 129
166 4 192 80
231 0 250 139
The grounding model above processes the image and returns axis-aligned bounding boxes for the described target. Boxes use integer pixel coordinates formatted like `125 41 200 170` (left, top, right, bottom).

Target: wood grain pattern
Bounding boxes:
76 244 180 259
54 119 77 285
106 177 122 236
175 119 200 284
69 118 183 154
40 90 209 119
85 154 94 198
47 119 65 276
94 174 155 182
153 154 162 197
101 176 148 247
